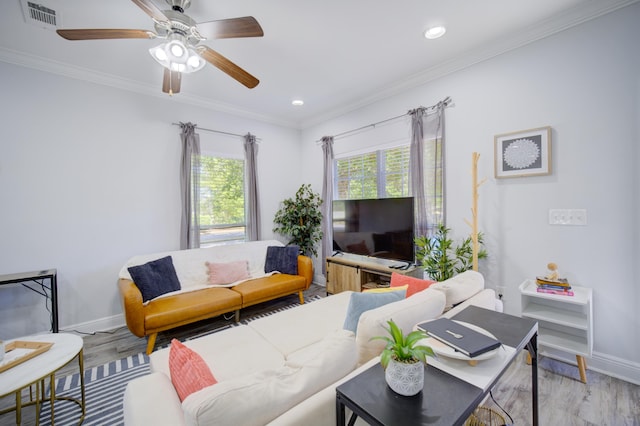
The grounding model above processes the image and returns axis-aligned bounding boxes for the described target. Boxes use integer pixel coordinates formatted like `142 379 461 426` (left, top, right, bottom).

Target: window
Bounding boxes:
334 140 443 233
335 146 410 199
198 155 245 247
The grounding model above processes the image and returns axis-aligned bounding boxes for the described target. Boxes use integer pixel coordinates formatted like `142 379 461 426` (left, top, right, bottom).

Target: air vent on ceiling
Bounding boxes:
20 0 61 30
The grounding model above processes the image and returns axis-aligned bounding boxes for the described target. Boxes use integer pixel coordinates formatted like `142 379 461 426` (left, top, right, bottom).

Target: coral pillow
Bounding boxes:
169 339 217 402
206 260 249 284
390 272 436 298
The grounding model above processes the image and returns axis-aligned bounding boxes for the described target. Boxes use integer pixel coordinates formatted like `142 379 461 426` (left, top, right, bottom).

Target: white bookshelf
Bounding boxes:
519 279 593 383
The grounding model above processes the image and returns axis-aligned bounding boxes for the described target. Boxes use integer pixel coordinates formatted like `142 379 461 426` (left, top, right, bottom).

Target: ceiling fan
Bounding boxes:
56 0 264 94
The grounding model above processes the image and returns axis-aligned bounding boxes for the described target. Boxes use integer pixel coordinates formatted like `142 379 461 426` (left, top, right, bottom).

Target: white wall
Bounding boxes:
301 4 640 383
0 63 302 338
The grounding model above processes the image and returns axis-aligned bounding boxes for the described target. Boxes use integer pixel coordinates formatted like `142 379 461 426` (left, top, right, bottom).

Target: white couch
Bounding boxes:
123 271 497 426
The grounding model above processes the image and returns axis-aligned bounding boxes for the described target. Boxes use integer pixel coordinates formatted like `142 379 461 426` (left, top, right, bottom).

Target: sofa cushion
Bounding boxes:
181 329 357 426
206 260 249 284
151 325 285 382
127 256 181 302
355 288 446 365
390 272 436 298
429 270 484 309
169 339 217 402
247 291 353 357
264 245 299 275
342 290 406 333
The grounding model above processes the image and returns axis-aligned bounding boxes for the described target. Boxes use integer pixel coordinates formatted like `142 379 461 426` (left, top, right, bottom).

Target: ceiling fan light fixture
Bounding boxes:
149 40 205 74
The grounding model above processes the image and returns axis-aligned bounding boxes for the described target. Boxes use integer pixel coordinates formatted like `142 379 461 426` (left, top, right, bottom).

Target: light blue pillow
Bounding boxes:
343 290 406 333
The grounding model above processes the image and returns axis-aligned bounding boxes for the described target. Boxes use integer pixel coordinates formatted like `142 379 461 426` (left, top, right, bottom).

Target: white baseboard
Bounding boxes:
540 347 640 386
59 314 126 336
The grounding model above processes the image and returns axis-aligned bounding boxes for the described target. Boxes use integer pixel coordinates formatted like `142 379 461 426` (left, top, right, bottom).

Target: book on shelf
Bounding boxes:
537 283 572 290
535 276 571 287
536 287 574 296
416 318 501 358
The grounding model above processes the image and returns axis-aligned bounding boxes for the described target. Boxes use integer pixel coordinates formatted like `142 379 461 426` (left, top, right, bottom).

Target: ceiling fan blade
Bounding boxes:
197 46 259 89
162 68 182 95
131 0 170 24
197 16 264 40
57 29 155 40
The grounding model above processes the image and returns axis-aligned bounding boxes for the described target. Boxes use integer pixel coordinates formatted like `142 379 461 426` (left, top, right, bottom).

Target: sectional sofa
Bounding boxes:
117 240 313 354
123 270 498 425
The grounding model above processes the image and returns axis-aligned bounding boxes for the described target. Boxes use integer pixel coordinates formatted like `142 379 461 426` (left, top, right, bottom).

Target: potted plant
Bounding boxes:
414 224 488 281
272 184 323 257
372 319 435 396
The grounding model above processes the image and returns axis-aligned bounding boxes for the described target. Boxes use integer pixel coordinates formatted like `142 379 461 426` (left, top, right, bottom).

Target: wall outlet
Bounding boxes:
549 209 587 226
496 285 506 300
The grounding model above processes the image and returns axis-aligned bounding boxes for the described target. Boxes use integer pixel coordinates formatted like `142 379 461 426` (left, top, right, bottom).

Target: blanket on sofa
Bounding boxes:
118 240 286 298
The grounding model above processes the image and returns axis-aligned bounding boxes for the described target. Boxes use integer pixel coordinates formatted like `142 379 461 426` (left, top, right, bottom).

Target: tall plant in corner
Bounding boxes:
273 184 323 257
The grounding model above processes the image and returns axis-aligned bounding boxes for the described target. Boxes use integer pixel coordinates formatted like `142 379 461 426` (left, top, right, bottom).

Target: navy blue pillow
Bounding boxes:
128 256 181 302
264 245 299 275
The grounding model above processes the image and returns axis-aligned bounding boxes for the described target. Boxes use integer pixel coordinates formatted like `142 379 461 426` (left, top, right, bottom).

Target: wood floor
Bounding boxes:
2 284 639 425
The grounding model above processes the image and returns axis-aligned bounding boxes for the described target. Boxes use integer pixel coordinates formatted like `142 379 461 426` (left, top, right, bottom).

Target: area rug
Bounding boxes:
38 294 323 425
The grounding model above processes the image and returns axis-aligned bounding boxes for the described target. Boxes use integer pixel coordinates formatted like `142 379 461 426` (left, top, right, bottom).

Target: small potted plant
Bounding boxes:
372 319 435 396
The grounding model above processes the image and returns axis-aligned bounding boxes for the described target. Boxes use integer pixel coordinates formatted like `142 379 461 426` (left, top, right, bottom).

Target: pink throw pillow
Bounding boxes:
169 339 217 402
390 272 436 298
206 260 249 284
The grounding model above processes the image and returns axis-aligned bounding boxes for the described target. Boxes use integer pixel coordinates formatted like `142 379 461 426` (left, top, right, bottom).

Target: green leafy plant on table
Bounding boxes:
373 319 435 368
414 223 488 282
272 184 323 257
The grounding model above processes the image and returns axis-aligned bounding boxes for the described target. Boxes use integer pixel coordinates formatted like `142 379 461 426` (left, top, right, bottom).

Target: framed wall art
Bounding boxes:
494 126 551 178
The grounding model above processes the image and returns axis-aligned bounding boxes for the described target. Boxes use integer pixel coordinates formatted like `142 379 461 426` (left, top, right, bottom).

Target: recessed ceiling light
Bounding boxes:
292 99 304 106
424 26 446 39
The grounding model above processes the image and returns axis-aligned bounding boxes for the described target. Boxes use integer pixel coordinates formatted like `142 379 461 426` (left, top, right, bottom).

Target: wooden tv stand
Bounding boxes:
326 253 422 294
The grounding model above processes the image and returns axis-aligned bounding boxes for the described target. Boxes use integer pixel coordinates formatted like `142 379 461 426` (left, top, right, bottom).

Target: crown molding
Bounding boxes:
0 46 298 129
299 0 640 129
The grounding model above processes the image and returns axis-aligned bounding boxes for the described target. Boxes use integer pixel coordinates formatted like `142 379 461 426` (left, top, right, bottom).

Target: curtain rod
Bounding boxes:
172 123 262 141
315 96 452 144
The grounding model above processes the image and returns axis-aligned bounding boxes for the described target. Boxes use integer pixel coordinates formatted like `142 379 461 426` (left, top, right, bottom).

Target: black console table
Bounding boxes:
336 306 538 426
0 269 58 332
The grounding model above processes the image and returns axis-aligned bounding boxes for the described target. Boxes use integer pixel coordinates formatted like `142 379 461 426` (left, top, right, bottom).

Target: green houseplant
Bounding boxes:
272 184 323 257
414 224 488 282
372 319 435 396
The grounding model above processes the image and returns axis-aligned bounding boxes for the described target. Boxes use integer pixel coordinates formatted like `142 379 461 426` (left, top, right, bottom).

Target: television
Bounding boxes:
332 197 415 263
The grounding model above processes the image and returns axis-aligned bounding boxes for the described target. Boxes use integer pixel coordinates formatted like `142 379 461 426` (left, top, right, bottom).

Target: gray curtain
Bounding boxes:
321 136 334 275
409 100 446 238
244 133 260 241
179 122 201 249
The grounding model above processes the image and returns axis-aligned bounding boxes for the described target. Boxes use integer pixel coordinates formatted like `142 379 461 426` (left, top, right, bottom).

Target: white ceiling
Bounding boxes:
0 0 637 128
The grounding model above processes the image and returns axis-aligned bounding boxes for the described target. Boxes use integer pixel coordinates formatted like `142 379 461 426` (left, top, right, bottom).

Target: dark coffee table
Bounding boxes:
336 306 538 426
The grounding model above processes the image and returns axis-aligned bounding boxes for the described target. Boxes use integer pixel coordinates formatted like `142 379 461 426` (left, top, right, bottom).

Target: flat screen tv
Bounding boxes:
332 197 415 263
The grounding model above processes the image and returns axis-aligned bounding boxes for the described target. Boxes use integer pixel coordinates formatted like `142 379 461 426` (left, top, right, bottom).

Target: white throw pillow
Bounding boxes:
429 270 484 309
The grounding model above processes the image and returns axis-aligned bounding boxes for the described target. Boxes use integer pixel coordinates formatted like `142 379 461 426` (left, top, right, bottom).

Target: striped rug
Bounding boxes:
38 294 323 425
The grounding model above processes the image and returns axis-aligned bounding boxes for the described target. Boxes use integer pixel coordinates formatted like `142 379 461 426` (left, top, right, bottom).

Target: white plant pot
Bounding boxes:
385 358 424 396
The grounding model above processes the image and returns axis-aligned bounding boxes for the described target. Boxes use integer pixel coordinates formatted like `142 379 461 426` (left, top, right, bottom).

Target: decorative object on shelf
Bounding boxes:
415 224 488 281
494 126 551 178
273 184 323 257
371 319 434 396
535 262 573 296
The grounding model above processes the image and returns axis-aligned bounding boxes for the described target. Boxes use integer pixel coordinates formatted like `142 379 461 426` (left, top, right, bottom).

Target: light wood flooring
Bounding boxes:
2 284 639 425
